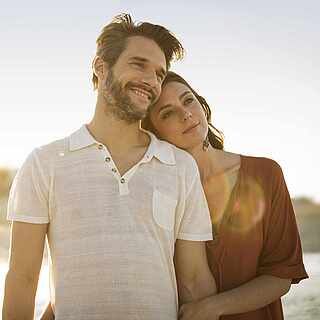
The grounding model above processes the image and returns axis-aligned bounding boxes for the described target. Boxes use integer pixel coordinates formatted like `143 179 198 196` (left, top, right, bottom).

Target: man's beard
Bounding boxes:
102 71 154 124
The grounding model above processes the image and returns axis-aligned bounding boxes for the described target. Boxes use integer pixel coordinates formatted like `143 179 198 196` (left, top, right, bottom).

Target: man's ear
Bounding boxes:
92 56 107 79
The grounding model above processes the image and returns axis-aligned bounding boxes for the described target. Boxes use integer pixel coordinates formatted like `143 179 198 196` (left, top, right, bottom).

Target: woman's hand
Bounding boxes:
179 275 292 319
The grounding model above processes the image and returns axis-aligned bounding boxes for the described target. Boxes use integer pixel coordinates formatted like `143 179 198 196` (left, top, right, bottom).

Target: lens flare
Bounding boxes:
227 177 265 234
207 168 266 238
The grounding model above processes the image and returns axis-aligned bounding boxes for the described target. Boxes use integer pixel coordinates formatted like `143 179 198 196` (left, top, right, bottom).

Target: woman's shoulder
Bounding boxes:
236 155 287 195
214 148 284 178
240 154 283 174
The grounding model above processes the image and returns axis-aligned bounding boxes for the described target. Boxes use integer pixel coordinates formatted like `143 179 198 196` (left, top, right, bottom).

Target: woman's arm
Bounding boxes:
179 274 291 320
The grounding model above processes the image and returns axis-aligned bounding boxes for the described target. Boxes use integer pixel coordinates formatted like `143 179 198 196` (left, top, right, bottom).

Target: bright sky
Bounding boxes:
1 0 319 200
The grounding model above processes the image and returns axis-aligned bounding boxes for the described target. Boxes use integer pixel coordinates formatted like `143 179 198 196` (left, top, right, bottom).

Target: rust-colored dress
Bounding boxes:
206 155 308 320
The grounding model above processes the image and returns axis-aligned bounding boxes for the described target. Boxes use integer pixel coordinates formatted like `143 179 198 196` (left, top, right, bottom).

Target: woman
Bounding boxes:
142 71 308 320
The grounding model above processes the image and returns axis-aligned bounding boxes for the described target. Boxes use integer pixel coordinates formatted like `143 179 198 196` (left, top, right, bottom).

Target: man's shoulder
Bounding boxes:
27 129 78 167
156 139 198 172
34 136 69 160
171 144 196 165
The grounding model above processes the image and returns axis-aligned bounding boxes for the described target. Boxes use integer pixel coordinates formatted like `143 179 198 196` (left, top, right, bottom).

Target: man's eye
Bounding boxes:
157 73 165 83
131 62 143 68
157 74 163 82
161 110 173 119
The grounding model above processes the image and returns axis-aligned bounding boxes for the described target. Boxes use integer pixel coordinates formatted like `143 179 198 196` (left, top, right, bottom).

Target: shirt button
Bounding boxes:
98 144 103 150
105 157 111 162
112 168 117 173
120 178 125 184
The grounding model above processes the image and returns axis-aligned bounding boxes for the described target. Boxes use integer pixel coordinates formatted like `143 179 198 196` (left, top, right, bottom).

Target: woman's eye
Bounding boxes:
184 97 194 105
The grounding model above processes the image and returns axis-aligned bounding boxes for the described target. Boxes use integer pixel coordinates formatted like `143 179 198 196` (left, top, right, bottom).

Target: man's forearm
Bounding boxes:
2 270 38 320
203 275 291 316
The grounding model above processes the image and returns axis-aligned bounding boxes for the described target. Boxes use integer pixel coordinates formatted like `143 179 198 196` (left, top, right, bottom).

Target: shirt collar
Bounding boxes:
142 129 176 165
69 125 176 166
69 125 98 151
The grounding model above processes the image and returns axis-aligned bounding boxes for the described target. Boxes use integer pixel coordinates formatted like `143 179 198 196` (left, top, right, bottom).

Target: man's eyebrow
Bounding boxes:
129 56 149 63
129 56 166 78
158 91 192 113
158 104 172 113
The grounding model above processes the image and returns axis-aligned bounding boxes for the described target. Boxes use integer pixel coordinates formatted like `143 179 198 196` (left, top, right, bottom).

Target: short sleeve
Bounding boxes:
257 161 308 284
7 149 50 224
177 164 213 241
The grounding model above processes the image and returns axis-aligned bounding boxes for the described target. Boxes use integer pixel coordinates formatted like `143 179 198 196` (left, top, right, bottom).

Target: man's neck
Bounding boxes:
87 104 149 156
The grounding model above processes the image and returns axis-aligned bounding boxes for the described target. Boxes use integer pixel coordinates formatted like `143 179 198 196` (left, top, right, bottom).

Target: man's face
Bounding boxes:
102 36 167 123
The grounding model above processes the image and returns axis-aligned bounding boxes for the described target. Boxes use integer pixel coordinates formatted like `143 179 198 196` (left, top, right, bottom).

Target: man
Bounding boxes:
3 14 216 319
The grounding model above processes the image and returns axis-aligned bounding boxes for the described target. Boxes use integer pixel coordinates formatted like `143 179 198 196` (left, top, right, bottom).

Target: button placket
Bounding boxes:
118 169 136 195
100 149 129 194
99 145 151 195
98 145 119 179
119 179 129 195
104 155 118 176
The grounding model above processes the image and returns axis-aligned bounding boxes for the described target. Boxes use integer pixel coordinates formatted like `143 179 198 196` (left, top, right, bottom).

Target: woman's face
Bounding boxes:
149 81 208 150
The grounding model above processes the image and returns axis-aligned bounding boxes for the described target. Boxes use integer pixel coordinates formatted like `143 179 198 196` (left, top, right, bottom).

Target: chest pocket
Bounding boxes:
152 189 177 231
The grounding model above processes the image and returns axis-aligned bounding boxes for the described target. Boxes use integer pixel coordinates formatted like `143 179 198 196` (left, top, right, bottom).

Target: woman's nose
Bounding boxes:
183 110 192 121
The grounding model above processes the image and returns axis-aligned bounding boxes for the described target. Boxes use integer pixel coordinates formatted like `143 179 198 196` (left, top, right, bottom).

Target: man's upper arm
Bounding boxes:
8 221 48 279
176 155 212 241
174 239 217 304
3 222 48 319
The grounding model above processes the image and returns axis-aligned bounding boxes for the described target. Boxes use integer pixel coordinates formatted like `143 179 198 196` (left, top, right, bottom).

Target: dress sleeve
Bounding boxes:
7 149 50 224
257 161 308 284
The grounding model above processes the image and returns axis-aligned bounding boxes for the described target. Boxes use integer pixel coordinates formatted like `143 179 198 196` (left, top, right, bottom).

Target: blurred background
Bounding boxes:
1 0 319 318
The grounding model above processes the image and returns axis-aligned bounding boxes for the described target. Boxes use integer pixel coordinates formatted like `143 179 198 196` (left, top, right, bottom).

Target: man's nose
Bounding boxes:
141 71 158 88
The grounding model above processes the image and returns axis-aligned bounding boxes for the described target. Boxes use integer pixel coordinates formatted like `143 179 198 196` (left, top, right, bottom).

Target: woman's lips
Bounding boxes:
183 122 200 134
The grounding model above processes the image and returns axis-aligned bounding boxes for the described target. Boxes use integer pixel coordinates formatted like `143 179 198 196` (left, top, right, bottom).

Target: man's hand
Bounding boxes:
178 298 220 320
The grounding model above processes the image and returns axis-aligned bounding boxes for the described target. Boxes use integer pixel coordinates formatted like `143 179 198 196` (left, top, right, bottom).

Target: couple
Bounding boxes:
3 13 307 320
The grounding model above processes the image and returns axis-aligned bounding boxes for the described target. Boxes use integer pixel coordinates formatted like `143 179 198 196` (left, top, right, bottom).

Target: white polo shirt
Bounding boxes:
7 125 213 320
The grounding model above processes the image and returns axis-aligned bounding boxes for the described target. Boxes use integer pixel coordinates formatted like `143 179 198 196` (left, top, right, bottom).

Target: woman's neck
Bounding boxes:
186 144 219 184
